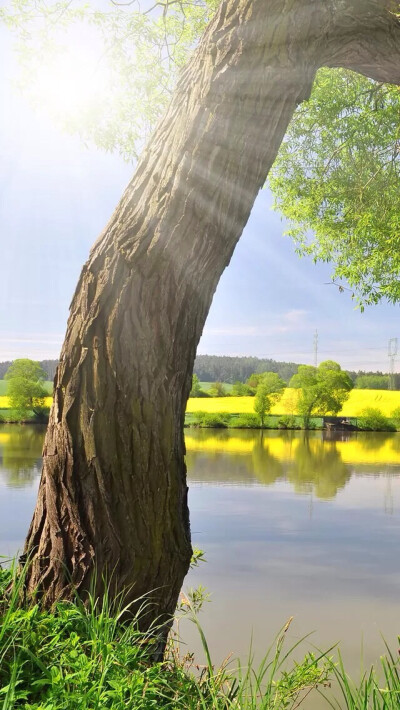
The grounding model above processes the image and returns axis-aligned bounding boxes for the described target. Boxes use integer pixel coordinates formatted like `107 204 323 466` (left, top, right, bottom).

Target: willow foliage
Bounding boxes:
1 0 219 160
269 68 400 307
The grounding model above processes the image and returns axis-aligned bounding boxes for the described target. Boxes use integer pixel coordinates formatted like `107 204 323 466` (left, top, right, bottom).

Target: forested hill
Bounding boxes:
193 355 300 384
0 356 300 383
0 356 391 386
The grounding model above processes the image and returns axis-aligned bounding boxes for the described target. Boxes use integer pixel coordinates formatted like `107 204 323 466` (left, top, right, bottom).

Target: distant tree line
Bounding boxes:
193 355 300 384
1 356 400 390
192 355 400 389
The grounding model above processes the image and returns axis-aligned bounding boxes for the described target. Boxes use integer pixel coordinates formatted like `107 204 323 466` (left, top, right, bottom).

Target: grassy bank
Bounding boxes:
1 564 400 709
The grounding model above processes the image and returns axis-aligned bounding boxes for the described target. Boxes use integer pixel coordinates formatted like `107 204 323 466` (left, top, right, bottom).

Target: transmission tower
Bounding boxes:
388 338 398 390
313 330 319 368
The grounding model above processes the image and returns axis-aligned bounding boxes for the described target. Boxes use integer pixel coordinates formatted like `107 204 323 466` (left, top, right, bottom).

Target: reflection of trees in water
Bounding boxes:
355 432 393 451
288 435 350 499
186 430 352 499
0 425 46 488
186 449 256 484
251 433 283 485
249 433 350 499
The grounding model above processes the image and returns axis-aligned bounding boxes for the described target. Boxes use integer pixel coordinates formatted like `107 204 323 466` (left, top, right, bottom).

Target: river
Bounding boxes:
1 424 400 705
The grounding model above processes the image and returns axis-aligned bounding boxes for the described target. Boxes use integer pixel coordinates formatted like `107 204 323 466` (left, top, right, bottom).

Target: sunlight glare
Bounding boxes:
31 36 108 123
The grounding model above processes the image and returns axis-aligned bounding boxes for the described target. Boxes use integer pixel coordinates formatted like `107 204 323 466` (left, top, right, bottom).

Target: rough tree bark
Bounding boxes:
24 0 400 629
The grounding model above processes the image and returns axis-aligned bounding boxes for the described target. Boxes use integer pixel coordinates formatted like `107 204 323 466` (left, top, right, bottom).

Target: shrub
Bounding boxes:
307 418 322 430
358 407 396 431
277 415 299 429
391 406 400 429
192 412 231 428
231 381 254 396
232 413 260 428
208 381 228 397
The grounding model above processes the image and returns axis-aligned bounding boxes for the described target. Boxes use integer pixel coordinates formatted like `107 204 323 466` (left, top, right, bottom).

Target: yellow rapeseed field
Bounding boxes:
0 396 53 410
1 389 400 420
186 388 400 417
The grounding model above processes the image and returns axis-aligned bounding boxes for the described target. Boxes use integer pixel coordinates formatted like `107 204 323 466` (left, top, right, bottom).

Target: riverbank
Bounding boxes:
2 387 400 430
1 563 400 709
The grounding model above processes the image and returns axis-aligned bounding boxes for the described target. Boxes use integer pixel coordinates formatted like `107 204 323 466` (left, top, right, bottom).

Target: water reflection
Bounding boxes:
2 423 400 691
0 425 45 488
2 425 400 500
186 429 400 500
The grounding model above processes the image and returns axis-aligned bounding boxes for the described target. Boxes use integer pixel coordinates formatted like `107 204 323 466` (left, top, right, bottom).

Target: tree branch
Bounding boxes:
324 1 400 85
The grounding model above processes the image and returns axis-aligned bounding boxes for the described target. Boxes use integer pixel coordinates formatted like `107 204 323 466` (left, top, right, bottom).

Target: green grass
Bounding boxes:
2 563 400 709
0 563 331 709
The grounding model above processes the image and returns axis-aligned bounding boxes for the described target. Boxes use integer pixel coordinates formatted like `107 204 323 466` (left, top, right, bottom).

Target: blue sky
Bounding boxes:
1 27 400 373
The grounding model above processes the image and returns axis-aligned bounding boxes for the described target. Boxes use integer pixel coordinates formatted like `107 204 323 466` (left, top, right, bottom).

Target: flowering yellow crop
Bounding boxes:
0 396 52 410
186 389 400 417
0 388 399 420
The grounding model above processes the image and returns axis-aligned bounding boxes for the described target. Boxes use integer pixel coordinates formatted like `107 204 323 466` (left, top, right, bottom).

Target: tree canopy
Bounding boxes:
269 68 400 307
5 359 48 420
290 360 353 428
253 372 285 426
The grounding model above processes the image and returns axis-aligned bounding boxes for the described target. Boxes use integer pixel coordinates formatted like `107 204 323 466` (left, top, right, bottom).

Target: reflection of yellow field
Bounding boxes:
0 396 52 409
186 389 400 417
185 432 400 465
0 433 11 444
185 434 254 454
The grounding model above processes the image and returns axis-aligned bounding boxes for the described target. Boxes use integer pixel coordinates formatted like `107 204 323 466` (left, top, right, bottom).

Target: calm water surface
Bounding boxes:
2 424 400 704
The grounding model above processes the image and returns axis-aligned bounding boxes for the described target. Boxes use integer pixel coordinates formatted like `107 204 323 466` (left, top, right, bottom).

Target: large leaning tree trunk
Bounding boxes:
24 0 400 628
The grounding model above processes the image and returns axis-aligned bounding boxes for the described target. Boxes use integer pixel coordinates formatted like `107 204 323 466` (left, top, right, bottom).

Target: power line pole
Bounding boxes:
313 329 318 368
388 338 398 390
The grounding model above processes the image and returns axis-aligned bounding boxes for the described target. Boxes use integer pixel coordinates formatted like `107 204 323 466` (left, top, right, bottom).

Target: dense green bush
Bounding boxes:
208 381 228 397
277 415 299 429
231 413 260 428
391 406 400 429
231 381 254 396
358 407 396 431
192 412 231 428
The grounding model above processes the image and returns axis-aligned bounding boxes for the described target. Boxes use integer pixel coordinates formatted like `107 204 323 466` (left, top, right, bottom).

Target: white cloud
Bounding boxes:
203 310 309 338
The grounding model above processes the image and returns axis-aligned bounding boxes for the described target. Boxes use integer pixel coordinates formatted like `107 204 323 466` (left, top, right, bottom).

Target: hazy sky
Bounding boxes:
1 27 400 373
